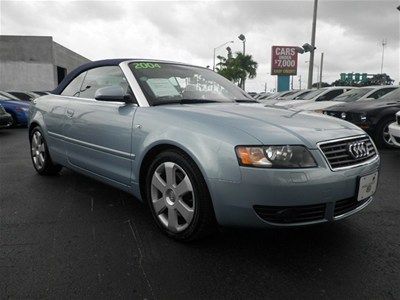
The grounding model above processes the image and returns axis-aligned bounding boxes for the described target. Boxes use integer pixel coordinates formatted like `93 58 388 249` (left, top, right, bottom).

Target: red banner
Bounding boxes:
271 46 298 76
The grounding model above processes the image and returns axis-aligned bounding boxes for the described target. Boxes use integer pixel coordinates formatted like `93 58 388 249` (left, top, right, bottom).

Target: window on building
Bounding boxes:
57 66 67 84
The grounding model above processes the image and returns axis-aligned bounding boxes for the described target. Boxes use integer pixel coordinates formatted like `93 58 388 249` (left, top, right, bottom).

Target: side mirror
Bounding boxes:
94 85 132 102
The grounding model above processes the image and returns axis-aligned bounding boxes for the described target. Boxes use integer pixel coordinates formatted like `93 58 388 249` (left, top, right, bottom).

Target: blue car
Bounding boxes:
28 59 380 241
0 91 30 126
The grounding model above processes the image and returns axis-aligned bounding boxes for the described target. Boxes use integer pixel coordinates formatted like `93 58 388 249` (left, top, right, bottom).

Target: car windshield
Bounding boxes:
0 91 21 101
333 88 373 102
381 87 400 99
129 62 254 105
296 88 327 100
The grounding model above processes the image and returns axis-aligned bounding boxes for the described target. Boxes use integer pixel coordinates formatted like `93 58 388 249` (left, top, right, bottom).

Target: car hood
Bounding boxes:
325 99 400 113
274 100 311 108
160 103 365 149
0 99 29 107
294 101 345 111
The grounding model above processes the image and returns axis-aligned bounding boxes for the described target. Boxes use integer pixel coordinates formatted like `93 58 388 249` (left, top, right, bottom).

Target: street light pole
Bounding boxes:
238 34 246 90
213 40 234 71
380 39 387 74
319 52 324 89
307 0 318 89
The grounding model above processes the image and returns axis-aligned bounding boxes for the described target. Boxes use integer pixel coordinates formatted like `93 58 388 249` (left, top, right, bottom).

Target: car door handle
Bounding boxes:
66 108 74 118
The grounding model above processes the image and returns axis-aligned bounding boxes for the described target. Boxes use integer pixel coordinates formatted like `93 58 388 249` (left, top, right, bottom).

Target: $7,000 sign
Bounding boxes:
271 46 298 76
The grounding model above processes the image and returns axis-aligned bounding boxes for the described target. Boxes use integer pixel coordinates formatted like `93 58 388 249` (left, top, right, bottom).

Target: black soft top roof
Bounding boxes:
52 59 132 95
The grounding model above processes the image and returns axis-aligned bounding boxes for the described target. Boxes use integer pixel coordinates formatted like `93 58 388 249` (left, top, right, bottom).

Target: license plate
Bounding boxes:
357 172 378 201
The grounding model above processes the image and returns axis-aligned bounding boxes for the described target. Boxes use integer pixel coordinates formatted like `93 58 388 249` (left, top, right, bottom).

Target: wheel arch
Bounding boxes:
137 142 212 203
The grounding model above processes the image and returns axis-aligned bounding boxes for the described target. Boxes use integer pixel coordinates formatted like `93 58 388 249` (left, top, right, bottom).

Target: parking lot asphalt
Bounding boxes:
1 128 399 299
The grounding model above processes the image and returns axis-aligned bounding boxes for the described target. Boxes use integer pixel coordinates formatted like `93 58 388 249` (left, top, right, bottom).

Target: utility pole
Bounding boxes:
318 52 324 89
299 75 302 90
380 39 387 74
307 0 318 89
238 34 246 90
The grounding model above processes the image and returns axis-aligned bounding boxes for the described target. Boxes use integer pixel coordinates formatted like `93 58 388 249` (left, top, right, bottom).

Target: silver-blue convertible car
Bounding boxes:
29 59 380 240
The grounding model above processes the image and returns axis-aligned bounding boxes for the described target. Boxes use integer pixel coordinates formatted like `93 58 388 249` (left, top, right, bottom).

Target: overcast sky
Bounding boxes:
1 0 399 92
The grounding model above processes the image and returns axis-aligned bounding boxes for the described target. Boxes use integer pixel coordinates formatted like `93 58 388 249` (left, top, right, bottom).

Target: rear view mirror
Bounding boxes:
94 85 132 102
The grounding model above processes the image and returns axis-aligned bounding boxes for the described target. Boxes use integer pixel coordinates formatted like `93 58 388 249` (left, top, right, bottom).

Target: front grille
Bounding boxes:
254 203 326 224
319 136 377 170
334 197 369 217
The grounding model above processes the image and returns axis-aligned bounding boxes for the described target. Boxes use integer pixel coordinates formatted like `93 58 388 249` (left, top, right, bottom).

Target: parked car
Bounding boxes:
280 89 313 100
0 92 30 126
273 87 352 109
247 92 258 98
296 85 399 112
323 88 400 148
388 111 400 147
7 90 41 101
29 59 380 241
0 104 13 129
254 92 273 100
258 90 293 101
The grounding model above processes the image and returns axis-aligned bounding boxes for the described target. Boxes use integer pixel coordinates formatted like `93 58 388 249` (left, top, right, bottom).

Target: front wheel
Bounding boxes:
375 117 396 149
145 150 216 241
30 126 63 175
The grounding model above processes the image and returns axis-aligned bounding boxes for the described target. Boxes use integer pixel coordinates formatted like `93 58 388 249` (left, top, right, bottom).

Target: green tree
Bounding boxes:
216 51 258 90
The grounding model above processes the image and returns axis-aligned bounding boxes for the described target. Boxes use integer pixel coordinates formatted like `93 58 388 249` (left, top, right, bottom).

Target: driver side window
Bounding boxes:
79 66 131 99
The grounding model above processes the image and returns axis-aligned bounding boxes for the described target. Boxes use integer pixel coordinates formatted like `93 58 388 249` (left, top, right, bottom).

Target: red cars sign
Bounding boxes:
271 46 298 75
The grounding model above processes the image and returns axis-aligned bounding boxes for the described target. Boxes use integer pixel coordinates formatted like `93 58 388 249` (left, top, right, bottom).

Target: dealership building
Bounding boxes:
0 35 90 91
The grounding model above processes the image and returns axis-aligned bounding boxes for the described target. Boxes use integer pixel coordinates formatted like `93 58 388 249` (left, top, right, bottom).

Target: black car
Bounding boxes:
0 104 13 129
323 88 400 148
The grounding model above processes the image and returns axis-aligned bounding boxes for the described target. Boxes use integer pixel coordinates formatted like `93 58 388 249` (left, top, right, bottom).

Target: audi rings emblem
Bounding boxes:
347 141 369 159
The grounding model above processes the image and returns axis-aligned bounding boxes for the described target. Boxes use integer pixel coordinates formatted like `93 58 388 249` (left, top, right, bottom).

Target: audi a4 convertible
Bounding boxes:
29 59 380 240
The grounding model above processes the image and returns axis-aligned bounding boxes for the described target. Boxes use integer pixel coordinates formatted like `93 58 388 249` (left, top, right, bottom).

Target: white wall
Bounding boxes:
0 61 55 91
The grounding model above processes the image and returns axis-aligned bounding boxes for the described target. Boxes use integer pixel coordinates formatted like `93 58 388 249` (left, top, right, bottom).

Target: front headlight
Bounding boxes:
235 145 317 168
21 107 29 112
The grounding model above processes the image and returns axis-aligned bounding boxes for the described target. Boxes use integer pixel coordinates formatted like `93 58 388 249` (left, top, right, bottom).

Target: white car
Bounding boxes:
389 111 400 147
295 85 399 112
273 87 352 109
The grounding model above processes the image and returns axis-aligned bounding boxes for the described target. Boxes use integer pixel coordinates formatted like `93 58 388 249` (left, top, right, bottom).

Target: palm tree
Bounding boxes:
216 52 258 90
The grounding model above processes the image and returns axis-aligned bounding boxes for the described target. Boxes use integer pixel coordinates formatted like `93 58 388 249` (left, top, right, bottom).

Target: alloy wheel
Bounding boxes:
151 162 195 233
383 124 394 146
31 131 46 170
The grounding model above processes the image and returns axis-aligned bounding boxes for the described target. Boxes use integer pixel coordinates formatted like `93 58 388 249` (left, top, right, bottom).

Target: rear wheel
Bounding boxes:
375 117 396 148
145 150 216 241
9 113 17 127
30 126 63 175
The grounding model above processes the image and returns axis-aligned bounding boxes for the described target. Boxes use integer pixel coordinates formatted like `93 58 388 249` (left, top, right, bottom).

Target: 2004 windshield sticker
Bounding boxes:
134 62 162 69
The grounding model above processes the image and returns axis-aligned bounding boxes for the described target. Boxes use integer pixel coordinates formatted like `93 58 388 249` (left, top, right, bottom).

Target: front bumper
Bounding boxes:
0 115 13 128
388 122 400 147
208 150 380 228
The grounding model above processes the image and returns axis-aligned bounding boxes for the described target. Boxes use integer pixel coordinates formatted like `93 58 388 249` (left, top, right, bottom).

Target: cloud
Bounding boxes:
1 0 399 91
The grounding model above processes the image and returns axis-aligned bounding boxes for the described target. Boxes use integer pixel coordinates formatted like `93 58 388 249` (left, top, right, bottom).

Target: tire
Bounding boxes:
29 126 63 175
374 117 396 149
9 112 18 127
145 150 216 241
